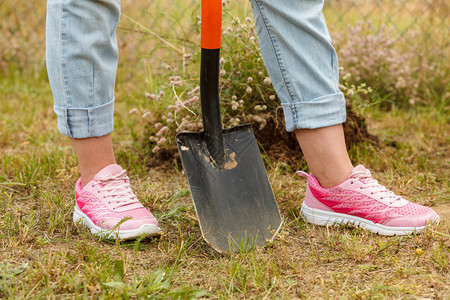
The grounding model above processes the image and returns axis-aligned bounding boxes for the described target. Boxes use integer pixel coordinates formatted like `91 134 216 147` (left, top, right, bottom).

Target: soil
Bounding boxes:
146 103 378 170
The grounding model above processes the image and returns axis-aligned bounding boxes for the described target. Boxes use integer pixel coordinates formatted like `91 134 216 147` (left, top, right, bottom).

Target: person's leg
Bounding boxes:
295 125 352 188
46 0 119 184
249 0 351 187
250 0 438 234
46 0 160 239
71 134 116 188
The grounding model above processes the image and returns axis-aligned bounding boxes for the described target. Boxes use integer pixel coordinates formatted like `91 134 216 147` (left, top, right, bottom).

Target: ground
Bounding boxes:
0 72 448 299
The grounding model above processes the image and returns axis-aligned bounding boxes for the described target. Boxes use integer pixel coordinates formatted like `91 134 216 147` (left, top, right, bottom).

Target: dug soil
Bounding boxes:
147 103 378 170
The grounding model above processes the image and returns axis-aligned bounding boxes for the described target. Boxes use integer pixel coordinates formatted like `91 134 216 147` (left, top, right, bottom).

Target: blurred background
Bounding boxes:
1 0 448 78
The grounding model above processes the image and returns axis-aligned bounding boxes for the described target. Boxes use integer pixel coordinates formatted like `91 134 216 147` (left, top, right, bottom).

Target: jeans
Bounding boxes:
46 0 346 138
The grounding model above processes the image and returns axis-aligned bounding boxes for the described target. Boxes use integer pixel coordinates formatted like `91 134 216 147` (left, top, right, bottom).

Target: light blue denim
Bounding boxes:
250 0 346 131
46 0 345 138
46 0 120 138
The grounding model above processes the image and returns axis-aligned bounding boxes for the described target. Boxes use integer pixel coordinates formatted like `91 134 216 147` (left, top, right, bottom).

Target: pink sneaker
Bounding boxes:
297 165 439 235
73 164 161 240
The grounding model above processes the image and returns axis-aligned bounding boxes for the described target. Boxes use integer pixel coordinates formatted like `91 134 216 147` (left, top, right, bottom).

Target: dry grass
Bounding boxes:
0 69 449 298
0 0 449 298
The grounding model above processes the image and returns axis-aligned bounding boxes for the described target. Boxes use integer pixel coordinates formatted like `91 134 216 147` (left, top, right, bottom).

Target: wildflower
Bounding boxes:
239 100 244 105
258 71 263 76
246 87 252 94
261 105 267 111
129 108 139 115
269 95 276 101
245 17 252 23
157 138 167 146
250 36 255 42
247 77 253 83
156 126 169 137
232 104 239 111
191 86 200 93
152 146 160 154
145 93 157 100
253 116 263 123
183 53 193 60
347 89 354 96
226 26 233 32
219 69 226 76
149 136 157 142
232 95 237 101
166 65 172 71
339 84 347 91
154 122 163 130
189 96 199 102
219 58 225 65
343 73 351 81
415 248 423 256
254 105 262 111
142 111 151 118
263 77 272 85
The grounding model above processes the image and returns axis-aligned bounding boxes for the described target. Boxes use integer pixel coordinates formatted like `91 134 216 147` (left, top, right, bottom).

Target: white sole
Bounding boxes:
73 206 162 240
300 202 436 236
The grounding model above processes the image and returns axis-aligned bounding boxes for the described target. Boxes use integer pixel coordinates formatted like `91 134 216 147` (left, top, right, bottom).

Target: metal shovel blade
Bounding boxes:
176 124 282 253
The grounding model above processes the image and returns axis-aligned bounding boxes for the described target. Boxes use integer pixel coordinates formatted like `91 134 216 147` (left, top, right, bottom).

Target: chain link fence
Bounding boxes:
0 0 448 73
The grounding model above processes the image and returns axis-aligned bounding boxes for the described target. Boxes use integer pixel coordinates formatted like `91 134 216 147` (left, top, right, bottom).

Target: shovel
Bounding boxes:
176 0 282 253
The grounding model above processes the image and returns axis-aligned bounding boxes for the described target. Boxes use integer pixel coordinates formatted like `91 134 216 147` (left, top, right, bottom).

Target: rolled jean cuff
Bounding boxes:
282 92 346 131
54 98 115 138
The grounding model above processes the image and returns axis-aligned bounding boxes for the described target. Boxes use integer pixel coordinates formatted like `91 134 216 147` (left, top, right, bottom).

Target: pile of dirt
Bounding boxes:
252 103 378 169
146 103 378 169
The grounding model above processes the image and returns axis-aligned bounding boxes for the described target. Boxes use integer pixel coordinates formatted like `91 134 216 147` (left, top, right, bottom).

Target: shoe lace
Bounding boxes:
350 169 402 206
93 170 141 211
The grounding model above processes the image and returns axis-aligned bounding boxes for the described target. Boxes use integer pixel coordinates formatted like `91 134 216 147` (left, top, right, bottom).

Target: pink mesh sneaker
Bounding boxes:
73 164 161 240
297 165 439 235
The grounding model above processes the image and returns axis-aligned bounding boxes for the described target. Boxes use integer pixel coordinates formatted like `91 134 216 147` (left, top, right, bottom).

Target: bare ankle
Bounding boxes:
71 134 117 188
314 167 352 188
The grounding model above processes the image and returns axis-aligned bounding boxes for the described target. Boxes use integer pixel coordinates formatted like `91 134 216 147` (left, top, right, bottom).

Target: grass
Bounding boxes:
0 67 449 299
1 0 449 298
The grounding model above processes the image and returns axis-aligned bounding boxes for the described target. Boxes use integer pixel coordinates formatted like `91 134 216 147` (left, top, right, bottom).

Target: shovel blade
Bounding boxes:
176 124 282 253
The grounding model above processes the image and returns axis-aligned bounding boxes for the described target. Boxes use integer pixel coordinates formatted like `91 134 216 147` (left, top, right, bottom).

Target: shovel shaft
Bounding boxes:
200 0 225 167
201 48 225 167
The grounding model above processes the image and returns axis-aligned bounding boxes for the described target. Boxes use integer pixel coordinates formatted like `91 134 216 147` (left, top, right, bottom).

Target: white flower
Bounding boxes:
129 108 139 115
145 93 156 100
156 126 169 137
152 146 160 154
157 138 166 146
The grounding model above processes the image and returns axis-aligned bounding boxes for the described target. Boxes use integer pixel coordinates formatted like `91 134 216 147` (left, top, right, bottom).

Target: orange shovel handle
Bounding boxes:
201 0 222 49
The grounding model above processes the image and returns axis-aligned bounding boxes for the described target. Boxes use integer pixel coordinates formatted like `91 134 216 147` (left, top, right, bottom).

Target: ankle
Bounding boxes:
79 162 116 188
313 166 353 188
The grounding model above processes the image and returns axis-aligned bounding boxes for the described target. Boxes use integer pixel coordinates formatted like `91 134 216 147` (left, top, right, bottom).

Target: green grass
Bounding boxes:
1 0 449 297
0 67 449 299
